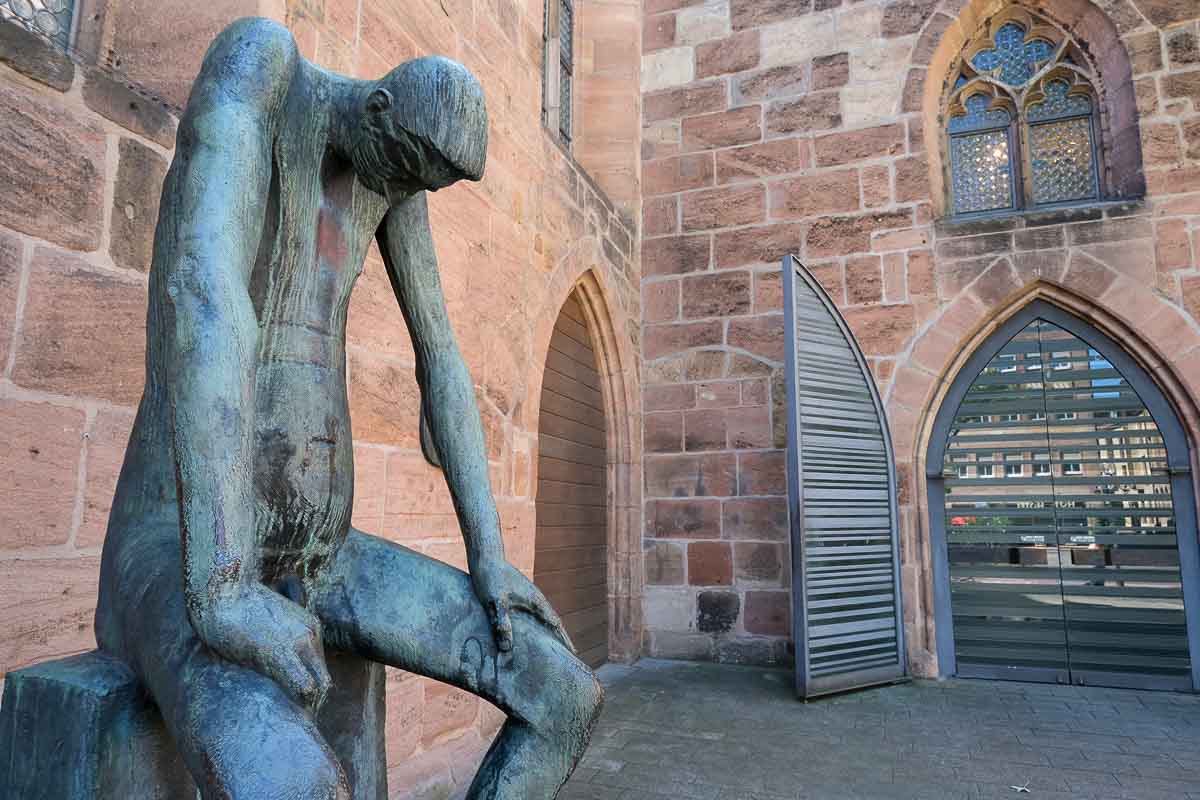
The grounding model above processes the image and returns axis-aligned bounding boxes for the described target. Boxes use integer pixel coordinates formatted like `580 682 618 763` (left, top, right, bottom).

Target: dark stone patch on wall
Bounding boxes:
697 590 740 633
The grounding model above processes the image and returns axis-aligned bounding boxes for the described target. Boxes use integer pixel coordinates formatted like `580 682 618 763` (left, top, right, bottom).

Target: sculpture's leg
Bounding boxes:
106 537 351 800
310 529 603 800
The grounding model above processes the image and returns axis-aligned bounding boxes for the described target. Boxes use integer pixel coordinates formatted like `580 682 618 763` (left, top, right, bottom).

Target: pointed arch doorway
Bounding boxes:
927 301 1200 691
533 289 609 668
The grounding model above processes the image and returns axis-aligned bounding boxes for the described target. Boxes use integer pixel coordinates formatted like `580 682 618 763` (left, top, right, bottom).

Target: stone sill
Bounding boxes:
935 199 1147 240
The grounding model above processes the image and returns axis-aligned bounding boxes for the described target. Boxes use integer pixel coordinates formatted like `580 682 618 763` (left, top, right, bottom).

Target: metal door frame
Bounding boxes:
783 255 907 699
926 300 1200 691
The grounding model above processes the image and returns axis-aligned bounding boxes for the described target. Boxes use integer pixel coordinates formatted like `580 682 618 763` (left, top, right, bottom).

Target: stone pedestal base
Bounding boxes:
0 650 387 799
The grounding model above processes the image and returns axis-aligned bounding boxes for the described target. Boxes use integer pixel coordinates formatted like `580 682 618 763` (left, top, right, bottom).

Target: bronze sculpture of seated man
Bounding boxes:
93 16 601 799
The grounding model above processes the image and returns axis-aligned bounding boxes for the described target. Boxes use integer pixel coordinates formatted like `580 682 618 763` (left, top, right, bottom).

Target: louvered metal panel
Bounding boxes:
782 255 907 699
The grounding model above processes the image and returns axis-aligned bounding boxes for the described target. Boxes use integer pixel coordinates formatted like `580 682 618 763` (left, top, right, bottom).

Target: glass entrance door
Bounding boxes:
943 319 1192 690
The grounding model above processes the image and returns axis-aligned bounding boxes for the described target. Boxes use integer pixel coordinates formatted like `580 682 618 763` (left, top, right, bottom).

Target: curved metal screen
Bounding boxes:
782 255 906 698
943 318 1193 689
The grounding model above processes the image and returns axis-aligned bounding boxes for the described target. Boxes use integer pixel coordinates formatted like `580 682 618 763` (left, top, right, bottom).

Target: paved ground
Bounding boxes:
559 659 1200 800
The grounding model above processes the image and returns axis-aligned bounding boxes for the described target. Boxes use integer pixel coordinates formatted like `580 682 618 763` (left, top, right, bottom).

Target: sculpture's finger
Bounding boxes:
490 601 513 653
510 592 575 654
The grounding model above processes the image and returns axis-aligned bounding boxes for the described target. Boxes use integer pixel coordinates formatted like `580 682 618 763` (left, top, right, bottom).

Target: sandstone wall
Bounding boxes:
0 0 641 794
639 0 1200 673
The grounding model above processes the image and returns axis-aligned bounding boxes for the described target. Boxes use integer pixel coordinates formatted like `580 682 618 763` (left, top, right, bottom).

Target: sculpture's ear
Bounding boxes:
366 87 393 115
419 407 442 469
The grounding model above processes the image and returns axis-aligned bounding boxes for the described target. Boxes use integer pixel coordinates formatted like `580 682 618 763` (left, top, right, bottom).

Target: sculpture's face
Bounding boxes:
351 119 462 204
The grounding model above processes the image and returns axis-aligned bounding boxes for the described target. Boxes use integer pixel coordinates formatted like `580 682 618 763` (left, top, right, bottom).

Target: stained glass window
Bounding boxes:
947 13 1105 216
1029 117 1097 204
0 0 74 49
951 129 1015 214
971 23 1055 86
949 94 1013 133
1027 79 1092 122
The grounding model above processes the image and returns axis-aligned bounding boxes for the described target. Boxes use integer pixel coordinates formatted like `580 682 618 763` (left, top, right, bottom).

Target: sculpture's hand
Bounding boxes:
472 560 575 655
193 583 332 712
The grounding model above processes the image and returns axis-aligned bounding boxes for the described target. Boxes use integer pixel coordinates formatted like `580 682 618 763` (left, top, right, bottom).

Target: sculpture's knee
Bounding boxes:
213 730 349 800
546 656 604 747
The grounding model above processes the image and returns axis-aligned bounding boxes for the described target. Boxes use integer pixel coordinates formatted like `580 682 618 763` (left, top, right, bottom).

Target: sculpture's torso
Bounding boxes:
105 62 390 592
249 67 388 582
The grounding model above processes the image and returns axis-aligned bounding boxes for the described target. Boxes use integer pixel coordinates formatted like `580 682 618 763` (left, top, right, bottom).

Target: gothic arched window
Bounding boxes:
946 12 1102 216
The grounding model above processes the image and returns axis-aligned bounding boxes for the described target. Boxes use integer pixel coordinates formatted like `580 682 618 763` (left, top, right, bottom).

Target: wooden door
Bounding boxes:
534 292 609 667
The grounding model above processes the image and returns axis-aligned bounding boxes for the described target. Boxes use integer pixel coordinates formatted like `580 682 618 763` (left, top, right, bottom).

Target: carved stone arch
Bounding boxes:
528 237 643 663
905 281 1200 676
922 0 1144 216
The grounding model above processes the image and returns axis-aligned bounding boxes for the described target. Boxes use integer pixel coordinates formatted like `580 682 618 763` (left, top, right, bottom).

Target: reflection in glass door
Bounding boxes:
943 319 1193 690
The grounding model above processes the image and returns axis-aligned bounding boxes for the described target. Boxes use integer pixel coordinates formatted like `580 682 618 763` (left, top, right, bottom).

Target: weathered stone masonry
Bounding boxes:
0 0 641 795
639 0 1200 674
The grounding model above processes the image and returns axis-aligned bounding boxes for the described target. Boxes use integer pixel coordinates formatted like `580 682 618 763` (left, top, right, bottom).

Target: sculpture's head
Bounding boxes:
352 56 488 203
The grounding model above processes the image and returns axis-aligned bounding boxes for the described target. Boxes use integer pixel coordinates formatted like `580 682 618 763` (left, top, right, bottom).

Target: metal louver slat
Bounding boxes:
782 255 907 699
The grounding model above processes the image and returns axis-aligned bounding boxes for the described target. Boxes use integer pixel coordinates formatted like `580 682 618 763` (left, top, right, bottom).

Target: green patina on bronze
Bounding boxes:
1 17 601 800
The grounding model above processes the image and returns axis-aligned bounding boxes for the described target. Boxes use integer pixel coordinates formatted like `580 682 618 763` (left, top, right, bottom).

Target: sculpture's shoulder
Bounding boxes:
187 17 300 117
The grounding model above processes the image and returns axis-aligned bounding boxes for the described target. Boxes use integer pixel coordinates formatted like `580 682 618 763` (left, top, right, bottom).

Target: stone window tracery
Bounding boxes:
945 10 1103 217
0 0 75 49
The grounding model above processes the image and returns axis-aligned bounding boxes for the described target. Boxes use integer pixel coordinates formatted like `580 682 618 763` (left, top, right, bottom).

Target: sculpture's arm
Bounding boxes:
378 194 572 653
162 19 329 707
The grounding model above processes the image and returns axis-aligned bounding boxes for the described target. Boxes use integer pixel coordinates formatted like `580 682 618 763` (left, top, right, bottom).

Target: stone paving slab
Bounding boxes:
561 660 1200 800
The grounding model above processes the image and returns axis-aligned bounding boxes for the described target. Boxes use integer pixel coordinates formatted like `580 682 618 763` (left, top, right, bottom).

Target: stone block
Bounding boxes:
682 270 752 317
0 650 387 799
684 408 727 451
734 64 807 102
0 230 19 368
696 590 740 632
1129 0 1198 27
763 14 837 67
645 383 697 412
645 320 723 359
731 0 810 30
644 278 682 324
682 105 762 151
696 381 740 408
843 303 915 356
82 68 178 149
1167 28 1198 67
645 541 687 585
716 139 806 183
644 80 728 123
644 452 738 498
12 251 147 404
645 13 677 52
881 0 938 37
644 195 680 237
813 123 905 167
645 411 685 453
765 91 841 135
861 165 891 208
726 405 771 448
0 652 196 798
806 210 912 258
642 46 696 93
643 233 712 278
714 222 804 267
0 79 106 251
696 30 760 79
734 542 783 584
0 17 74 91
688 541 733 585
646 498 722 538
682 185 765 231
846 255 883 304
0 400 84 550
744 591 791 636
110 138 168 273
812 52 850 90
644 152 715 196
727 314 784 362
347 349 422 449
722 497 787 540
77 410 137 550
736 450 785 495
769 168 860 219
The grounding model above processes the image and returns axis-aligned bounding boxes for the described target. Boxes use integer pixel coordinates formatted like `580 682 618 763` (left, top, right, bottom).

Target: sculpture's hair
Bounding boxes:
382 56 488 182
